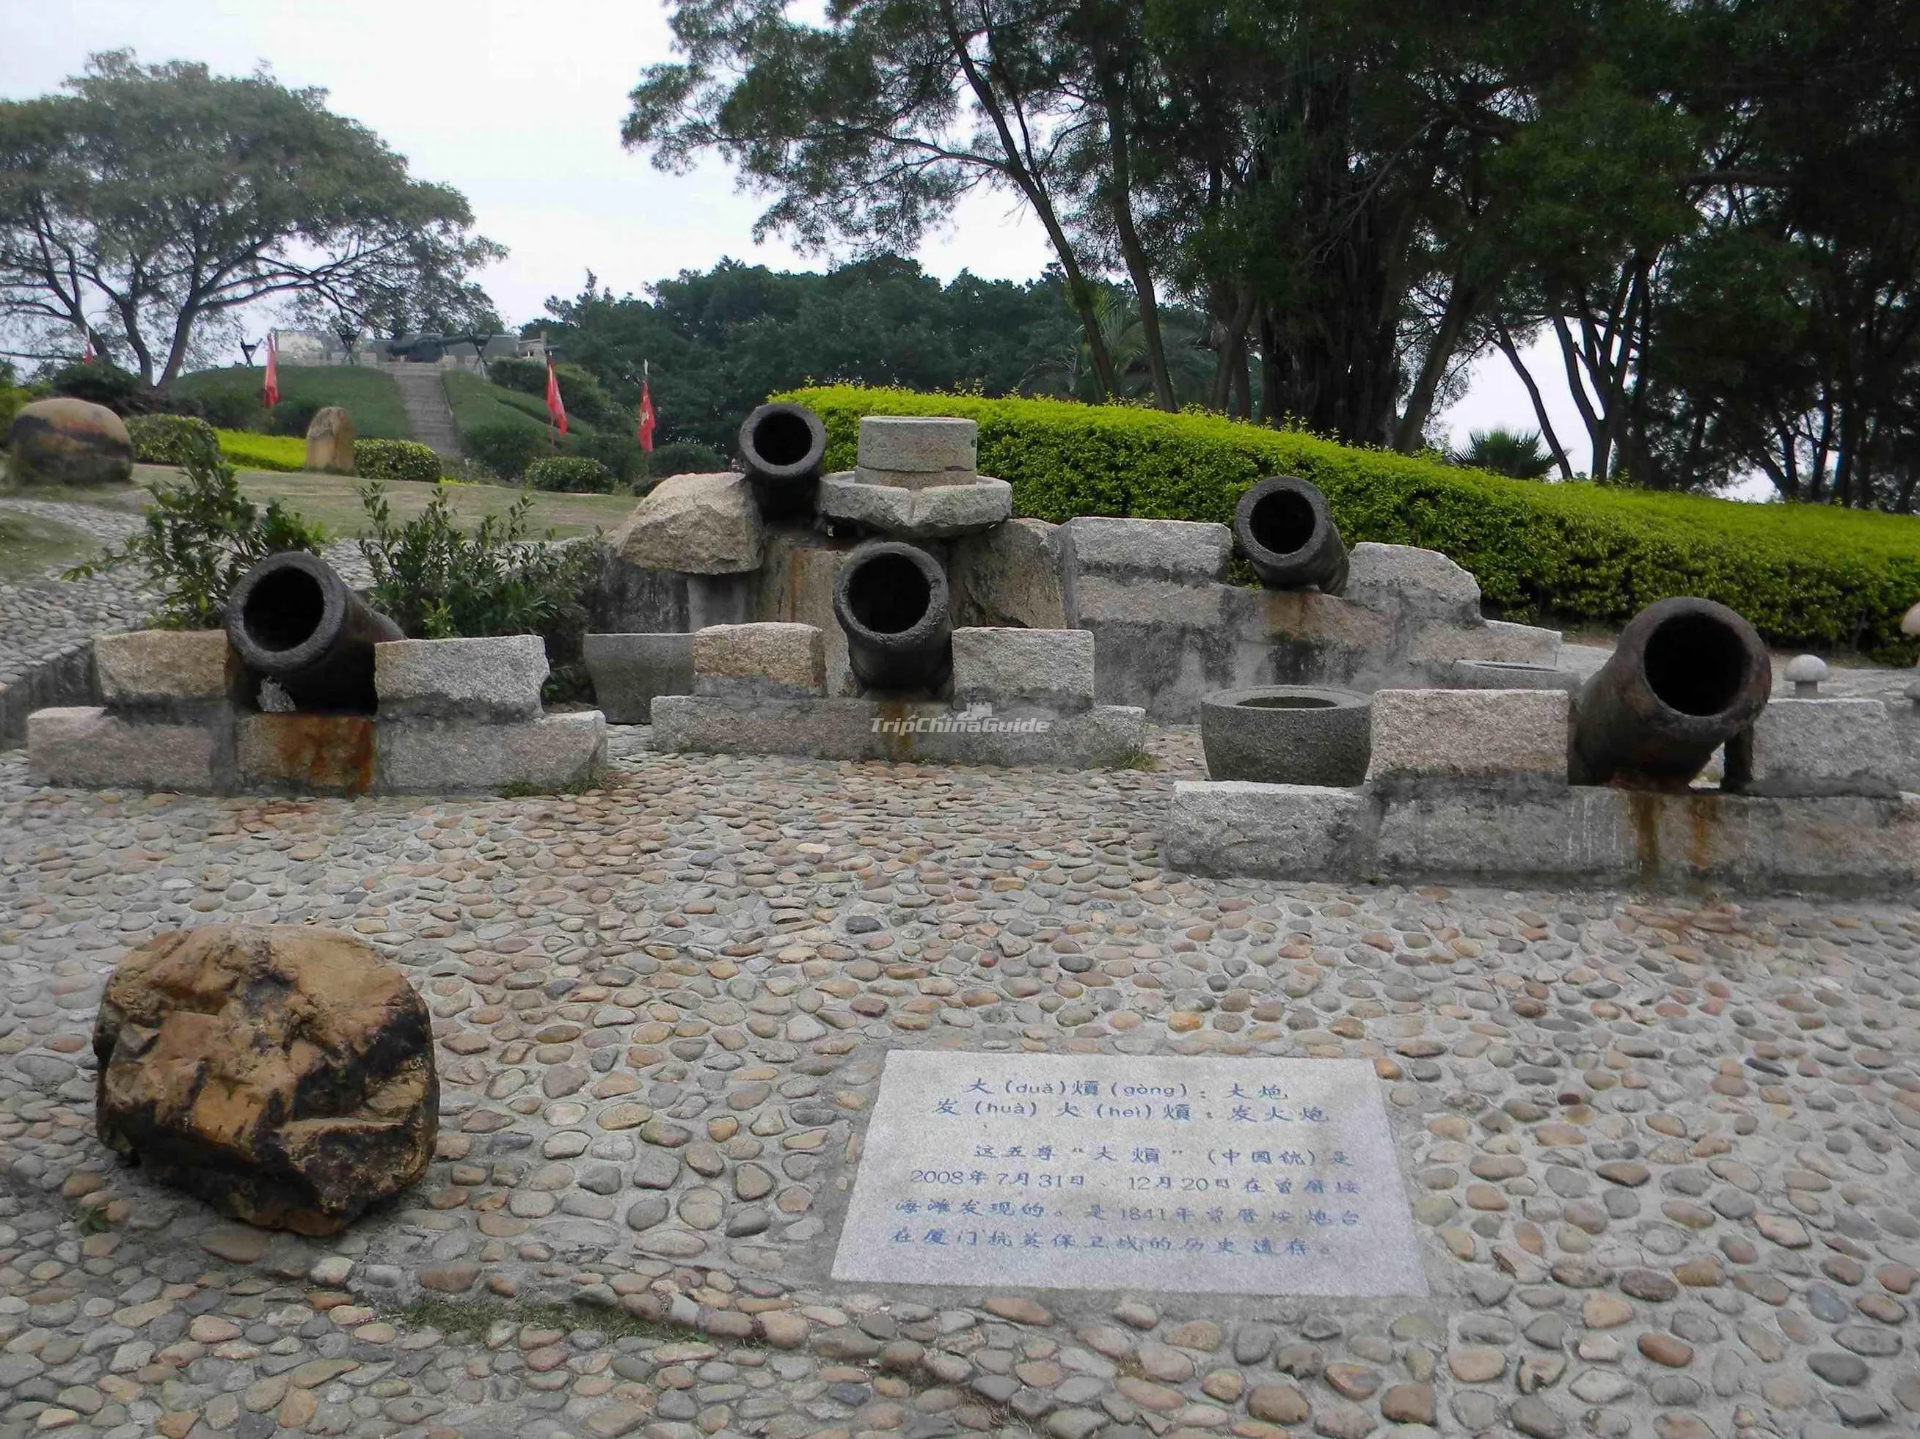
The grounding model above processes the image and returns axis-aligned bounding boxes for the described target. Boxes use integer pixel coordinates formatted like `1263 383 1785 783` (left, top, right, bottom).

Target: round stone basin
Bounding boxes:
1445 660 1581 692
1199 685 1372 786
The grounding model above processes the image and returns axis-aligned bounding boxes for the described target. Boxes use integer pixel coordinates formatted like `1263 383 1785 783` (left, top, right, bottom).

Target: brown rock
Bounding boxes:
94 924 437 1235
1165 1318 1224 1351
985 1296 1052 1326
1380 1384 1435 1424
1638 1332 1693 1367
1247 1384 1311 1424
304 407 355 474
6 397 133 486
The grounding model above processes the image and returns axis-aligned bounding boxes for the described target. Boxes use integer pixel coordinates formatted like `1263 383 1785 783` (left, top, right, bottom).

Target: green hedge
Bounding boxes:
524 455 615 493
778 385 1920 662
127 413 218 465
358 438 445 483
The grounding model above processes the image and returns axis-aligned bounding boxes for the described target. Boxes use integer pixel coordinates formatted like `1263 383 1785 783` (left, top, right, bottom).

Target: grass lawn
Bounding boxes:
169 365 414 439
0 509 104 581
0 464 634 545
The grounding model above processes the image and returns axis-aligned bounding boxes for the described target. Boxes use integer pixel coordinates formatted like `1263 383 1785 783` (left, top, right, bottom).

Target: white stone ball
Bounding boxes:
1903 601 1920 636
1783 654 1829 685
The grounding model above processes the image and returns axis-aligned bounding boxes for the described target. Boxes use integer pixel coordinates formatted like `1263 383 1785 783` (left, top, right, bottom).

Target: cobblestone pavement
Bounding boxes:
0 501 153 690
4 727 1920 1439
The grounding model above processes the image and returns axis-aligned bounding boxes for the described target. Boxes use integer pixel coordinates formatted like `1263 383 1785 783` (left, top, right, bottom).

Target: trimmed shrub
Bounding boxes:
464 422 548 480
216 430 307 472
524 456 616 493
572 430 642 484
357 438 444 483
265 398 325 438
127 413 219 466
47 361 156 415
779 384 1920 662
0 386 31 444
643 439 728 481
485 356 546 395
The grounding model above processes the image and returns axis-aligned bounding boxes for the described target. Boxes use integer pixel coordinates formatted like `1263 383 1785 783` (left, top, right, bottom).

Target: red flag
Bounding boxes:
263 332 280 409
545 360 568 436
81 335 94 364
638 379 656 452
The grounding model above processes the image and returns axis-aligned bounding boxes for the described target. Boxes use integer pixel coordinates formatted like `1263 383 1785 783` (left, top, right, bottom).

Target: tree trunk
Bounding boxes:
1394 271 1481 452
1494 322 1575 479
1096 63 1175 411
1209 289 1256 412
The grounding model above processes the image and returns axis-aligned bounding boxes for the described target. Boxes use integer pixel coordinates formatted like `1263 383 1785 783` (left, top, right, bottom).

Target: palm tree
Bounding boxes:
1449 428 1557 480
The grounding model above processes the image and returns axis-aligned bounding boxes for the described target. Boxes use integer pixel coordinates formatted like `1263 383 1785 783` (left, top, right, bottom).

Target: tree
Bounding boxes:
0 52 504 385
1449 428 1557 480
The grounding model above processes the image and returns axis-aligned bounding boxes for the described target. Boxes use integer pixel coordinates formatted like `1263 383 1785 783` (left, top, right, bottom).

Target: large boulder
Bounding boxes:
6 397 133 486
94 924 437 1234
304 406 355 474
613 471 764 574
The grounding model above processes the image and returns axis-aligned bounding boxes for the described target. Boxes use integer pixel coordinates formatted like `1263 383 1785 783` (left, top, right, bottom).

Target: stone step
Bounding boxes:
387 367 464 458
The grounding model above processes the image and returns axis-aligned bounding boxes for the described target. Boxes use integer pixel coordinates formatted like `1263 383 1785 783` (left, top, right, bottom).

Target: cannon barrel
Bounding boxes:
1232 476 1349 594
1570 596 1771 786
832 540 952 694
739 403 827 519
225 551 404 712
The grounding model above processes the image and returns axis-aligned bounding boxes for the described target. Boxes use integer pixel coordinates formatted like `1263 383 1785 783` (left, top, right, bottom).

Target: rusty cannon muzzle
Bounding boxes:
1232 476 1349 594
739 402 827 520
832 540 952 694
1570 596 1772 786
225 551 404 712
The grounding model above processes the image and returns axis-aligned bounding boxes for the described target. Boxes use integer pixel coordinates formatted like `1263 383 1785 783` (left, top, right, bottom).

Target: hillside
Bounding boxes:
168 365 413 440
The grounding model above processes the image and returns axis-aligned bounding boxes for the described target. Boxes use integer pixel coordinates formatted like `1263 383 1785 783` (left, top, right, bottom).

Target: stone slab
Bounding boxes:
1062 517 1230 585
951 518 1067 630
1367 688 1570 785
582 633 693 723
951 628 1095 712
1729 697 1904 798
94 630 233 707
373 635 547 721
818 472 1012 539
857 416 977 475
692 623 826 699
1409 618 1562 667
378 711 607 794
1342 543 1482 626
236 713 377 796
831 1051 1428 1298
1166 778 1920 895
28 706 217 791
1166 781 1367 880
651 695 1147 770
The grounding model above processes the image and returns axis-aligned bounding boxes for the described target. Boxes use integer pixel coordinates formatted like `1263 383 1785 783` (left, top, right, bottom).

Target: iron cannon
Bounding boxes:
832 540 953 694
1570 596 1772 786
225 551 404 712
1232 476 1349 594
739 402 827 519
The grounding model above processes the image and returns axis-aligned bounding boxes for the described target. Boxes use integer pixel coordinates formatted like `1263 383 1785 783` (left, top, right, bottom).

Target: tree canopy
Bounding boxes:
625 0 1920 509
0 52 503 385
529 255 1209 451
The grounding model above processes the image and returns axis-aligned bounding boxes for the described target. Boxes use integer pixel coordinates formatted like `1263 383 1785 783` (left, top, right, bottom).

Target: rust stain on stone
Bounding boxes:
875 698 915 763
1686 792 1719 876
260 714 376 795
1625 789 1662 879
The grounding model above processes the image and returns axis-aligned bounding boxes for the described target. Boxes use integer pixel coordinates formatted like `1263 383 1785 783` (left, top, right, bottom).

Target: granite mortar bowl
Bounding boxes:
1199 684 1372 786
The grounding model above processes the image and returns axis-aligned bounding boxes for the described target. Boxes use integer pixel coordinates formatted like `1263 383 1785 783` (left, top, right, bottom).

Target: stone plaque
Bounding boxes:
832 1052 1427 1296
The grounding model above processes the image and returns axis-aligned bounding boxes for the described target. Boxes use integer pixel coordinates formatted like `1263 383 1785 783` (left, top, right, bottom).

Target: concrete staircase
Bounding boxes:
388 366 463 458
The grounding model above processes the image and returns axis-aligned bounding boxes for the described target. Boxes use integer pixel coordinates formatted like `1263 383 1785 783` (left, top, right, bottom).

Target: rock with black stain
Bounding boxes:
93 924 437 1234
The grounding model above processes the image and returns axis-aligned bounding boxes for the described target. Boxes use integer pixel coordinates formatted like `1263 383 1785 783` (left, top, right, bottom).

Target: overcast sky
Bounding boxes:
7 0 1606 469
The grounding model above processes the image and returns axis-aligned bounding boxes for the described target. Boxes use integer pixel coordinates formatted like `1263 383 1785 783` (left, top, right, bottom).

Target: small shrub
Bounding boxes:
265 398 324 438
573 430 643 484
47 361 157 415
357 481 602 655
465 422 548 480
643 439 728 480
357 438 444 483
486 357 546 395
191 389 267 431
127 414 220 466
68 428 327 628
216 430 307 472
524 456 615 493
0 386 30 443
